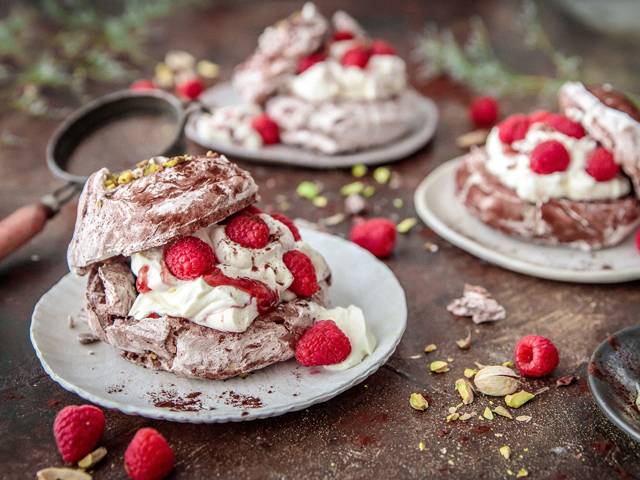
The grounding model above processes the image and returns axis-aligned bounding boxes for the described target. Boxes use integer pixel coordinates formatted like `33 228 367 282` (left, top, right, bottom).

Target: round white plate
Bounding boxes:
185 82 438 168
414 158 640 283
30 228 406 423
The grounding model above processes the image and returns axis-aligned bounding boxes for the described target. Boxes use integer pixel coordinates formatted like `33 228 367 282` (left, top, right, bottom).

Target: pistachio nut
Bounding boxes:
505 390 535 409
37 468 92 480
430 360 450 373
455 378 475 405
482 406 494 420
474 365 519 396
493 405 513 419
409 392 429 411
499 445 511 460
424 344 437 353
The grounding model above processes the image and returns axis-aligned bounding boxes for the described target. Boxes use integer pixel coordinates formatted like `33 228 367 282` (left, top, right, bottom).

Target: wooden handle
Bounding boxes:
0 203 51 261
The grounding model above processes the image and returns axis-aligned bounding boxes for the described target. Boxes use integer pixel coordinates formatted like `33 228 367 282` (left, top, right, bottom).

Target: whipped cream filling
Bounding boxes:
313 305 376 371
129 214 329 333
288 55 406 102
485 125 631 203
196 105 263 149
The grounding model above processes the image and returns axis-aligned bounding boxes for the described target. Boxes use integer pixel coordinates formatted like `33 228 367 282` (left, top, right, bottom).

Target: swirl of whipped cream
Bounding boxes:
485 124 631 203
129 214 329 333
196 105 263 150
288 55 406 102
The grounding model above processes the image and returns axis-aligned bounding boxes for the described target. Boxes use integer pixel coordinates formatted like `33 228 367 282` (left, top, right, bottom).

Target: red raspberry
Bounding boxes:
350 218 396 258
341 46 371 69
53 405 105 463
124 428 175 480
469 96 499 128
295 320 352 366
130 79 156 91
529 110 552 124
332 30 355 42
586 147 619 181
164 236 216 280
283 250 319 297
297 52 327 74
541 113 585 139
251 113 280 145
225 214 270 249
498 114 531 145
514 335 559 377
203 268 278 314
530 140 570 174
135 265 152 293
370 39 396 55
175 77 204 100
271 212 301 241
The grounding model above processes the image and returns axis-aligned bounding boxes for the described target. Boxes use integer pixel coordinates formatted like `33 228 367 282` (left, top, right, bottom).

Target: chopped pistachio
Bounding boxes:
499 445 511 460
197 60 220 78
455 378 475 405
362 185 376 197
297 181 320 199
78 446 107 469
373 166 391 184
162 158 179 168
459 412 474 421
516 468 529 478
507 469 514 476
474 365 520 396
493 406 513 419
144 162 162 176
464 368 478 378
397 217 417 234
104 179 116 190
351 164 368 177
483 407 494 420
154 62 174 87
418 440 426 451
446 412 459 422
340 181 364 196
502 360 514 368
447 357 454 362
312 195 328 207
37 468 92 480
456 329 472 350
448 406 458 414
117 170 134 185
515 415 532 423
456 129 489 149
424 343 437 353
636 384 640 412
409 392 429 411
392 198 404 208
505 391 535 409
430 360 449 373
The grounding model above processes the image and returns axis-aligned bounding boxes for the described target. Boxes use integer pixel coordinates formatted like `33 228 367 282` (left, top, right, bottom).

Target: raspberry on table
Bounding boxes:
498 114 531 145
175 77 204 100
350 218 396 258
225 214 270 249
586 147 619 181
164 236 216 280
297 52 327 74
271 212 301 241
332 30 355 42
341 45 371 69
295 320 352 366
514 335 559 377
370 39 396 55
124 428 175 480
530 140 570 175
284 250 319 297
469 96 499 128
540 113 585 139
53 404 105 463
251 113 280 145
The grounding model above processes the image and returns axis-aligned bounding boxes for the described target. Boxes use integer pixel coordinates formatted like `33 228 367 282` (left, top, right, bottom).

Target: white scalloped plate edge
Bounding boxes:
413 158 640 284
30 228 407 423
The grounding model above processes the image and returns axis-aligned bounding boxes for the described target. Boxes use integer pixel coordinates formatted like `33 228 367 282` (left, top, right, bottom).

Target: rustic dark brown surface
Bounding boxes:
2 1 640 478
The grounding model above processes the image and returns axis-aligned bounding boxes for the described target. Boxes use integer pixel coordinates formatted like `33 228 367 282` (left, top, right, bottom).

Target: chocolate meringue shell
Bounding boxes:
67 153 257 274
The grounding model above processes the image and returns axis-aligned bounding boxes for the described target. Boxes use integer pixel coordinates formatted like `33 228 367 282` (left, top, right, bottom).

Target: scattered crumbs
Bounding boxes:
78 333 99 345
67 315 75 329
423 241 439 253
556 375 579 387
447 284 506 324
241 411 249 417
219 391 263 409
30 254 40 262
88 350 95 355
148 389 213 412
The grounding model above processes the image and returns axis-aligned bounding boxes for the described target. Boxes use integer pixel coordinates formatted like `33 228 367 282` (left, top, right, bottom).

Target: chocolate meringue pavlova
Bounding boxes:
68 152 376 379
195 3 422 155
456 82 640 250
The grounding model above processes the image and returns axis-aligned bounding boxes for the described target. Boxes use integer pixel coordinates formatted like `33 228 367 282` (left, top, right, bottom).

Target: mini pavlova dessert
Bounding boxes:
67 152 376 379
456 82 640 250
195 3 422 155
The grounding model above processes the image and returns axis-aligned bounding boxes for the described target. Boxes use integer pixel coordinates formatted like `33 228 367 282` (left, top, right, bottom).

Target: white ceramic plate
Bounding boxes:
414 158 640 283
185 82 438 168
30 228 406 423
